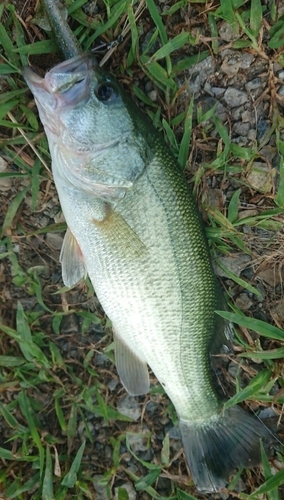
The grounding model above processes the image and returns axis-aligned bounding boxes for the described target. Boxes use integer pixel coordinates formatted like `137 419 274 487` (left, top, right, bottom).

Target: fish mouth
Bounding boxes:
23 53 98 132
23 52 97 91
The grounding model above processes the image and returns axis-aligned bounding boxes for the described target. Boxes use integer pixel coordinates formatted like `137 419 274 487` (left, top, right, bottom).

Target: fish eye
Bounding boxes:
95 83 116 102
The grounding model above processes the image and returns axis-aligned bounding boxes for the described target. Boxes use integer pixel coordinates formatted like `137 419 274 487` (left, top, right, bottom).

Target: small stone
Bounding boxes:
0 176 12 192
107 379 118 391
256 267 282 287
245 78 262 91
210 87 226 97
221 53 241 77
214 254 251 278
93 475 110 500
257 120 270 141
0 156 8 172
259 145 277 162
219 21 241 42
117 395 141 420
46 232 64 250
114 483 137 500
126 425 150 452
207 188 225 209
233 121 250 136
168 425 181 439
278 85 284 96
246 162 275 193
60 313 80 334
187 56 215 94
247 129 257 141
270 300 284 324
223 87 248 107
235 293 253 311
238 209 258 220
241 110 254 122
147 89 157 102
278 70 284 80
239 52 255 69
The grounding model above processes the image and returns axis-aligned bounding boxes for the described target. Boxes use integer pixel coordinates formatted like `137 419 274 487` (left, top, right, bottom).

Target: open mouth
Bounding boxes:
22 52 97 93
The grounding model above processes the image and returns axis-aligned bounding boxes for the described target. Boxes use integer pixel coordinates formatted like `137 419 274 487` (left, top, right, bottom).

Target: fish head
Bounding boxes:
23 53 146 198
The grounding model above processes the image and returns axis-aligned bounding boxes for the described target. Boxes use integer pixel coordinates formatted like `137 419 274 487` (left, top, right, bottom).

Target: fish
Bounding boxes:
22 2 273 492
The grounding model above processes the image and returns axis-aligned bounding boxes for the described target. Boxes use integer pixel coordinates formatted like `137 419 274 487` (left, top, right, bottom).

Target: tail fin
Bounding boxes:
179 406 274 492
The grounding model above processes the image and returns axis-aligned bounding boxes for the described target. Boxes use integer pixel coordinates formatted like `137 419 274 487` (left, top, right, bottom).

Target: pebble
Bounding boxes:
168 425 181 439
246 162 275 193
247 129 257 141
239 52 255 69
45 232 64 250
147 89 157 102
210 86 226 97
241 109 254 122
270 300 284 323
245 78 262 91
0 176 12 192
60 313 80 334
126 425 150 452
92 475 110 500
214 254 251 278
223 87 248 107
187 56 215 94
117 395 141 420
114 482 137 500
221 53 241 77
257 120 270 141
0 156 8 172
233 121 250 136
207 188 225 209
219 21 241 42
256 267 282 287
107 379 119 391
235 293 253 311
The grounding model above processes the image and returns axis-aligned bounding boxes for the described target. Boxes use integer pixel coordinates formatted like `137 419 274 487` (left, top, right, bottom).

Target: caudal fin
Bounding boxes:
179 405 274 492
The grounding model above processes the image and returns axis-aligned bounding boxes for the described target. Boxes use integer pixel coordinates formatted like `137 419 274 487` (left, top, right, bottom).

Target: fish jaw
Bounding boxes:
22 54 97 135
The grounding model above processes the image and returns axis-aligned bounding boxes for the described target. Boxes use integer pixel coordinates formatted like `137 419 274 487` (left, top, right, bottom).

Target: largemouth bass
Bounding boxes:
23 2 272 492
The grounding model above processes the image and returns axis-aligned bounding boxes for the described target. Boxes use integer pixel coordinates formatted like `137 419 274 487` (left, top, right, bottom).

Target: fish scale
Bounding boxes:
22 2 274 492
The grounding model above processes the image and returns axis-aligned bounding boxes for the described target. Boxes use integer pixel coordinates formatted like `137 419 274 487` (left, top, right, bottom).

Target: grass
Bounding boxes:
0 0 284 498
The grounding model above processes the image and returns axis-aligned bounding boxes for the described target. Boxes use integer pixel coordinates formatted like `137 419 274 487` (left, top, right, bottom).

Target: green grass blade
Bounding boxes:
42 445 54 500
250 0 263 37
61 440 86 487
216 311 284 341
0 184 30 237
146 0 168 45
150 32 194 62
18 391 45 476
249 468 284 497
178 96 194 169
223 368 272 410
0 22 19 66
14 40 58 54
228 188 241 223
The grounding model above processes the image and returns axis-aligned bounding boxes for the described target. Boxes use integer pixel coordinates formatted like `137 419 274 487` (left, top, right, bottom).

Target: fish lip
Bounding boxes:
48 52 97 77
23 52 97 93
22 66 44 86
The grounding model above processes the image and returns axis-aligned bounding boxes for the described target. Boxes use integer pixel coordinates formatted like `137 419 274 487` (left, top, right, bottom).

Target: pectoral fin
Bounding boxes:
60 228 87 287
92 206 145 257
114 331 150 396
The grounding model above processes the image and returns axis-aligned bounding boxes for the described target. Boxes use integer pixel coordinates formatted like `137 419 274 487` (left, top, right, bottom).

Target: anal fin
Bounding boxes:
60 228 87 287
114 331 149 396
